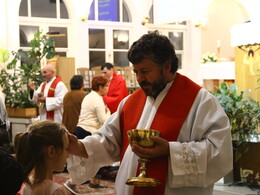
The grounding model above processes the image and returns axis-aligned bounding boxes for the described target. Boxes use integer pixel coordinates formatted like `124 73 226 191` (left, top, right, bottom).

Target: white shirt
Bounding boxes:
77 90 111 133
67 82 233 195
31 77 68 122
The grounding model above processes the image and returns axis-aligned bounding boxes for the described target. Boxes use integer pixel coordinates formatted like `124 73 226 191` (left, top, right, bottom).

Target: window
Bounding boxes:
168 31 184 69
88 0 131 22
19 0 69 56
113 30 129 67
49 27 68 48
20 25 39 47
89 29 106 68
88 28 130 68
88 0 132 68
19 0 68 19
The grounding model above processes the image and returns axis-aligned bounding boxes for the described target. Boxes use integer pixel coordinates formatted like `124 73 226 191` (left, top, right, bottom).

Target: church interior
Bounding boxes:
0 0 259 194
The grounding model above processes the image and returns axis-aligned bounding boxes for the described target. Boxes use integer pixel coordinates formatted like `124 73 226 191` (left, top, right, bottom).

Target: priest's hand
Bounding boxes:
67 133 88 158
28 82 35 90
131 136 169 159
38 96 46 102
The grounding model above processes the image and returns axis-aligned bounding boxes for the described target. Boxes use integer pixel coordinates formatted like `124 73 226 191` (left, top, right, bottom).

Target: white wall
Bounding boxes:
201 0 249 60
0 0 7 49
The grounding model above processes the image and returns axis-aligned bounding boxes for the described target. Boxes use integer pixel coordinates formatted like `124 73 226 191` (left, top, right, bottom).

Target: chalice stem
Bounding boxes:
138 158 150 178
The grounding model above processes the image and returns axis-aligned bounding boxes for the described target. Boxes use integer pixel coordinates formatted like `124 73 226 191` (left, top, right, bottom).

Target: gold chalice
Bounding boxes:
126 129 161 187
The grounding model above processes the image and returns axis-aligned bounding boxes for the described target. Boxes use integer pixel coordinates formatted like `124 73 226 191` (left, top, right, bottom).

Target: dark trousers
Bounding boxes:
75 126 91 139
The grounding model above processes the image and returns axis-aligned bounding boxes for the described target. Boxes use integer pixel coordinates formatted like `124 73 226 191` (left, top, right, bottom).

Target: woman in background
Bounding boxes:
76 76 110 139
15 120 72 195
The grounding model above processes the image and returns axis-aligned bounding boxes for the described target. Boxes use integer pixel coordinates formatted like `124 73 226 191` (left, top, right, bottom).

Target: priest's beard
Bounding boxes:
139 71 168 99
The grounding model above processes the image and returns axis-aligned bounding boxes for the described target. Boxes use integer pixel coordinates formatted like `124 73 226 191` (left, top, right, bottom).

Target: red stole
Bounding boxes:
120 73 201 195
41 76 62 120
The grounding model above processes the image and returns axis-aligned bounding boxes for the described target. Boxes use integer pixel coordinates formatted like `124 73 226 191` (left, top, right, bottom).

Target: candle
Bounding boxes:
217 40 221 48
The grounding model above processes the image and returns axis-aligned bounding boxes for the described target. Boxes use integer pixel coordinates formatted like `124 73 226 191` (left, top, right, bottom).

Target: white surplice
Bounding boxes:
67 81 233 195
31 77 68 122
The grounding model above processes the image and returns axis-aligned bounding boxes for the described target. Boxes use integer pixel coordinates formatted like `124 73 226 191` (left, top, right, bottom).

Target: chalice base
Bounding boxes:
126 177 161 187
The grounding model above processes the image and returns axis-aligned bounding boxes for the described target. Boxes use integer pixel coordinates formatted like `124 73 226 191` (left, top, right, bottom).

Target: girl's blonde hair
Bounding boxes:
15 120 67 186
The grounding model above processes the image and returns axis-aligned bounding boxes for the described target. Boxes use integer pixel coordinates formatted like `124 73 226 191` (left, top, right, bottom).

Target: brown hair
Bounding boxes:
91 76 108 91
14 120 67 186
128 31 179 73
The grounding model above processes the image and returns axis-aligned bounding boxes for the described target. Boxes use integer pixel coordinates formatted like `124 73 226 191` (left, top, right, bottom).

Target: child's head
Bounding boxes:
15 120 69 185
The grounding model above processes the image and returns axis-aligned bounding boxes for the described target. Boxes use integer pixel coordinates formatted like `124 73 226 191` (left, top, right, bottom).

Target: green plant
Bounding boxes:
0 48 10 67
211 82 260 161
0 30 56 108
201 52 218 63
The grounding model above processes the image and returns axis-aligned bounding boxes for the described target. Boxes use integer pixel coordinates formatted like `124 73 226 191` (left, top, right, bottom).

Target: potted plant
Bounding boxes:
0 30 56 117
211 82 260 185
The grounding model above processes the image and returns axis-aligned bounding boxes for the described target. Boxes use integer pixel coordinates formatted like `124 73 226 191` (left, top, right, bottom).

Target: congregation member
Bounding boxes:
0 90 23 195
0 147 24 195
101 62 128 113
28 64 68 122
66 31 233 195
15 120 72 195
62 75 86 134
0 90 13 154
76 76 111 139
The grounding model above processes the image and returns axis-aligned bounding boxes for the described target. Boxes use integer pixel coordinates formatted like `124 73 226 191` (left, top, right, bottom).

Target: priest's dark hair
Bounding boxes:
128 30 179 73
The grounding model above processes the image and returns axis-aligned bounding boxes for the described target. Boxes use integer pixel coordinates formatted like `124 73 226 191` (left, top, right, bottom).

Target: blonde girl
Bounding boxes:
15 120 72 195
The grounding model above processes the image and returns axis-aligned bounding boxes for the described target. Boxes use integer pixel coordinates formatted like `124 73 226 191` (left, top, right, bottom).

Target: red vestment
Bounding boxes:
103 72 128 113
41 76 62 120
120 73 201 195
